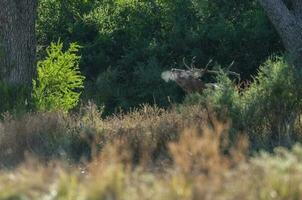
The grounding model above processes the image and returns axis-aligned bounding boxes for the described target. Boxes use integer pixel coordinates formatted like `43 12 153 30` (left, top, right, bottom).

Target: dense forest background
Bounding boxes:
3 1 302 199
35 0 282 114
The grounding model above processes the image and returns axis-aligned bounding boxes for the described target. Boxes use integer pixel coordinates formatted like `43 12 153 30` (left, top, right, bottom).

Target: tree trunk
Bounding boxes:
258 0 302 147
0 0 38 86
258 0 302 66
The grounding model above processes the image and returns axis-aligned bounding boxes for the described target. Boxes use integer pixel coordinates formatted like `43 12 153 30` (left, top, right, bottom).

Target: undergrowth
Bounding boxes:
0 104 210 167
0 112 301 199
184 56 302 150
1 57 302 199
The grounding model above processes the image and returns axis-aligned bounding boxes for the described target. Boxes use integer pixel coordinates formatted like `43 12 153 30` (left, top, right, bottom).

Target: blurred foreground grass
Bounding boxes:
0 104 301 200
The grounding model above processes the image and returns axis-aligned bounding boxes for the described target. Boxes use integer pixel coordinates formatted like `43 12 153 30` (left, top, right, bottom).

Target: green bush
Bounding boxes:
187 57 302 150
33 41 85 112
241 57 302 149
183 69 241 119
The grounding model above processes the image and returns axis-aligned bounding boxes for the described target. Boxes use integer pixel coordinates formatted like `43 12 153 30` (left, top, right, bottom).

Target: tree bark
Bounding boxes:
258 0 302 65
0 0 38 86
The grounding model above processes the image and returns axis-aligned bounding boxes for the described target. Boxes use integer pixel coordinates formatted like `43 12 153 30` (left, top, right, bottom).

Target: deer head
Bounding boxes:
161 57 239 94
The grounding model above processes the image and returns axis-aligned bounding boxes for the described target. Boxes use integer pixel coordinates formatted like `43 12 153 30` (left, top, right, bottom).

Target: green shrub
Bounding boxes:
188 57 302 150
183 70 241 121
33 41 85 112
241 57 302 149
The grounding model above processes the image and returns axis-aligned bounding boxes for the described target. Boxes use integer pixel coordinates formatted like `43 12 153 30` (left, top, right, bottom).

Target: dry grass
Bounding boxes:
0 104 210 167
0 124 301 200
0 104 302 199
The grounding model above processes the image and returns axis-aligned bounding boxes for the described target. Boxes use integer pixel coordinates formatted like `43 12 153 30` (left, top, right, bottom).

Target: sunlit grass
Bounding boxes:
0 104 302 199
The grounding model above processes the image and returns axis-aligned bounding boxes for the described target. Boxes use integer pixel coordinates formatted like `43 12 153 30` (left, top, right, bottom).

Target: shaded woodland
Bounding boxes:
1 1 302 199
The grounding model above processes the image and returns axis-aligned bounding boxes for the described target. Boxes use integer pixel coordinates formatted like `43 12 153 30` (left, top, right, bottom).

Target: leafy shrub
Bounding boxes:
185 57 302 149
182 70 242 142
241 57 302 148
33 41 85 112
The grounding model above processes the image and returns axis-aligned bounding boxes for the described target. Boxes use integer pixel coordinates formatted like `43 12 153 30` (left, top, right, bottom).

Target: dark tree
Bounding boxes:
0 0 38 85
259 0 302 65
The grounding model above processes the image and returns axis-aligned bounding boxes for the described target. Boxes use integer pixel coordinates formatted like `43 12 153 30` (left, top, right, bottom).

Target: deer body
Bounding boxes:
170 68 206 93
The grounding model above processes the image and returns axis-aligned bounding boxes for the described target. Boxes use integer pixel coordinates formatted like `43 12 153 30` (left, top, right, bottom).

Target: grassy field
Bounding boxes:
0 104 302 200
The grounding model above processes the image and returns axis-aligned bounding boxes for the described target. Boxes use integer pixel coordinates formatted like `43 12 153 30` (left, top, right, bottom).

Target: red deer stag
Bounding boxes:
161 57 240 94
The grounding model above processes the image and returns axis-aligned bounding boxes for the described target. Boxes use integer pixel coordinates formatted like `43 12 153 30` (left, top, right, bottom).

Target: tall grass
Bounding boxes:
0 115 302 199
0 104 212 167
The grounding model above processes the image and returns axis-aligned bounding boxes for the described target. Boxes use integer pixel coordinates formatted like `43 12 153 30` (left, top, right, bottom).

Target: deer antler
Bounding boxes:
191 59 240 78
201 59 213 74
183 57 191 70
183 56 198 70
202 69 240 78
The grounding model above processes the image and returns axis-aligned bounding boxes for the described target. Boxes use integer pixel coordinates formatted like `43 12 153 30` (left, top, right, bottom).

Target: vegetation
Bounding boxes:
1 104 302 199
1 0 302 199
185 57 302 150
36 0 281 113
33 41 85 112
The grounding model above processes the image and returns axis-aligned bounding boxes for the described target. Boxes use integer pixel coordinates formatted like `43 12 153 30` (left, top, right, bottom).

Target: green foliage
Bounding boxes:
204 72 242 122
241 57 302 148
192 0 282 78
186 57 302 149
183 70 241 121
81 0 187 111
37 0 96 46
3 2 302 198
33 41 85 112
36 0 281 113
